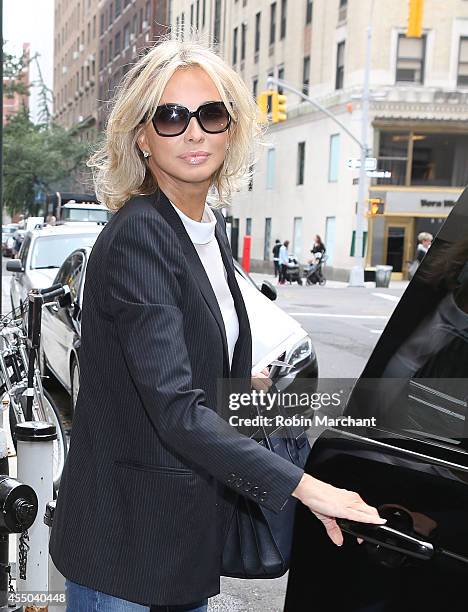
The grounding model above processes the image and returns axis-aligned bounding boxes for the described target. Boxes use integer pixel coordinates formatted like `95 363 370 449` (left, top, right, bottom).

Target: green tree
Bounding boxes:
3 47 97 217
3 108 93 216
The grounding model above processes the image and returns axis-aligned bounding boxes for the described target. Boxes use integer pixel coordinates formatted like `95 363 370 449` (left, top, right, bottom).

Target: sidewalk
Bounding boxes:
249 270 409 291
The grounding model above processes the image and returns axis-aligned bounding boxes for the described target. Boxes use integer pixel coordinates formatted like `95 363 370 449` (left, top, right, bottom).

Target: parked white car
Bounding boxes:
7 224 104 312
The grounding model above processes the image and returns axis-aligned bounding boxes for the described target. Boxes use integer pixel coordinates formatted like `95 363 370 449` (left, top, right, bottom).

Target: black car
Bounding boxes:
41 248 318 416
284 188 468 611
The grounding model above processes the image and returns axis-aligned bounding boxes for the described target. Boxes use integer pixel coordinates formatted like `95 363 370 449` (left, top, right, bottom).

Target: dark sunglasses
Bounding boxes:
148 101 232 137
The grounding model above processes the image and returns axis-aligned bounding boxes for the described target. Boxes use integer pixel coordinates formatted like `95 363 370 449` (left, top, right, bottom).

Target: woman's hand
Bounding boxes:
251 367 273 392
291 473 386 546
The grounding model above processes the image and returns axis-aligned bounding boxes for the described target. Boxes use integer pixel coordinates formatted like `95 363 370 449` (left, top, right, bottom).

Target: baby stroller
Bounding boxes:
305 252 327 286
285 256 303 285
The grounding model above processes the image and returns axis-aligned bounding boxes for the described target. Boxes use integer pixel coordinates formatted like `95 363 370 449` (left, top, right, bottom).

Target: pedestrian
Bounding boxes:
272 238 281 277
278 240 290 284
408 231 433 279
310 234 326 262
46 214 57 226
49 35 385 612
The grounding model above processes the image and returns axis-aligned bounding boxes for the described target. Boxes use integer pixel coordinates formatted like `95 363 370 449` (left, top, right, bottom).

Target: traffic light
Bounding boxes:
407 0 424 38
257 91 273 123
272 92 287 123
367 198 385 216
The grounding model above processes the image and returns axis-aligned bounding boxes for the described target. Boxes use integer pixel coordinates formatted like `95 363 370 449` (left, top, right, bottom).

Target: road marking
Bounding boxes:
372 292 399 303
287 313 389 319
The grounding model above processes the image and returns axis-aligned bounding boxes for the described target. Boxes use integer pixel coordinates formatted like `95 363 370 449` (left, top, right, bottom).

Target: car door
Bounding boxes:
42 252 84 390
284 188 468 611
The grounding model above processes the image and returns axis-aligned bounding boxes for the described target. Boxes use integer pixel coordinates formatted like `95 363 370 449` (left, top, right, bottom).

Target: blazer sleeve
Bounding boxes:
105 211 304 514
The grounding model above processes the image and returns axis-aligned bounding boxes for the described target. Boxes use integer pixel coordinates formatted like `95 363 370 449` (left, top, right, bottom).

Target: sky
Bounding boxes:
4 0 54 123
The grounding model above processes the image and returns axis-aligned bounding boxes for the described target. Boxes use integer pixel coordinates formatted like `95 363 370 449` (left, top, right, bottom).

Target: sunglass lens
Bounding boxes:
199 103 230 133
153 105 188 135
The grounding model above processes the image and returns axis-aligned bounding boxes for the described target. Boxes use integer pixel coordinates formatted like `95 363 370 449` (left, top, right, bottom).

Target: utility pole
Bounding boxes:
349 0 375 287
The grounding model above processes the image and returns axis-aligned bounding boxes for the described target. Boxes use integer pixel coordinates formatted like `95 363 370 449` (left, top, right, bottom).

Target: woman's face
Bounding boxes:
138 66 230 190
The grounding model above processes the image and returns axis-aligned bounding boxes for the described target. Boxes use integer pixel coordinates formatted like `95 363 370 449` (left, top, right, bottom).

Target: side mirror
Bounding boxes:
6 259 23 273
260 281 277 301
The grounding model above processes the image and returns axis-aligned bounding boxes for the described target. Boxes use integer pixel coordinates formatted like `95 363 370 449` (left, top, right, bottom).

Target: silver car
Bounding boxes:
7 224 104 312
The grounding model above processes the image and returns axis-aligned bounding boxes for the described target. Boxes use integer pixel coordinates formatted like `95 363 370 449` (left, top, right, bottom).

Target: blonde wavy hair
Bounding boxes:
88 33 267 211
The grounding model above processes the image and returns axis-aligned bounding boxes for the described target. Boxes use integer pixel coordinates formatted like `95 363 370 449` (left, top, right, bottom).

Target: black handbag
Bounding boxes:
221 403 311 579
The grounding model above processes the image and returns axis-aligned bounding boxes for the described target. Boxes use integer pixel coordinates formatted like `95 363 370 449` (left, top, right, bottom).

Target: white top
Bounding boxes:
169 200 239 368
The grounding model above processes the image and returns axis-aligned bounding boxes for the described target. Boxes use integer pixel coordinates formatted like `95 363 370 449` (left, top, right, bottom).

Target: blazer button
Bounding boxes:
259 496 266 502
227 473 236 483
235 477 244 487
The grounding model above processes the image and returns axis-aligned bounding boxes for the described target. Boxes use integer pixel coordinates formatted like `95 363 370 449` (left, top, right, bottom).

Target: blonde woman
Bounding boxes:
49 36 385 612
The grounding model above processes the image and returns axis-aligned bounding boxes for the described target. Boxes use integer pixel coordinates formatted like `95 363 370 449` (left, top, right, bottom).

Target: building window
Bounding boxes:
457 37 468 87
181 12 185 40
396 34 426 84
255 12 261 54
108 39 113 62
123 22 130 48
297 141 305 185
302 55 310 94
335 41 345 89
377 130 468 187
214 0 222 43
115 31 121 55
293 217 303 258
338 0 347 22
280 0 287 39
109 2 113 25
306 0 312 24
145 0 151 21
252 77 258 99
115 0 121 16
196 0 200 29
266 148 275 189
203 0 206 27
100 13 105 36
264 218 271 260
278 65 284 93
233 27 238 64
246 218 252 235
190 3 194 27
328 133 340 182
241 23 247 61
270 2 276 46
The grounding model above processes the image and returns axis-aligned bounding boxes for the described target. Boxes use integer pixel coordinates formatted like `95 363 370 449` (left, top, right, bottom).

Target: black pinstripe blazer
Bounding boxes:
48 189 304 607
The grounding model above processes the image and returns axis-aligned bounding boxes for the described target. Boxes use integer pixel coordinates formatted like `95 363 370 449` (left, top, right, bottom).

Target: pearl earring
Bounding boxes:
143 151 150 158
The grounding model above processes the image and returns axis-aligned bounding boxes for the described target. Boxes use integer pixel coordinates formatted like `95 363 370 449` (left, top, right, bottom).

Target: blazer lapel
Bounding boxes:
151 190 251 380
214 217 252 382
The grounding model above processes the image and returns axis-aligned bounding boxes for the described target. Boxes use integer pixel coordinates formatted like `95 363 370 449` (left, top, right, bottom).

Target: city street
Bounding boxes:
1 260 405 611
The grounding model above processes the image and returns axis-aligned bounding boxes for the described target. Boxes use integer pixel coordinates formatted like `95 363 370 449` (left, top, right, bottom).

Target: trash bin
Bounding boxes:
375 265 393 288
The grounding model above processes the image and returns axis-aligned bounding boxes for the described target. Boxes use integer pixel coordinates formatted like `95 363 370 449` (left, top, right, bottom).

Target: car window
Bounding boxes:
64 253 85 302
54 255 74 287
29 234 99 270
62 208 112 222
348 188 468 447
19 236 31 268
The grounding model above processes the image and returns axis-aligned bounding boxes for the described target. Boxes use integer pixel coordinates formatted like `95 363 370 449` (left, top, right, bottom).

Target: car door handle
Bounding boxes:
337 518 434 561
